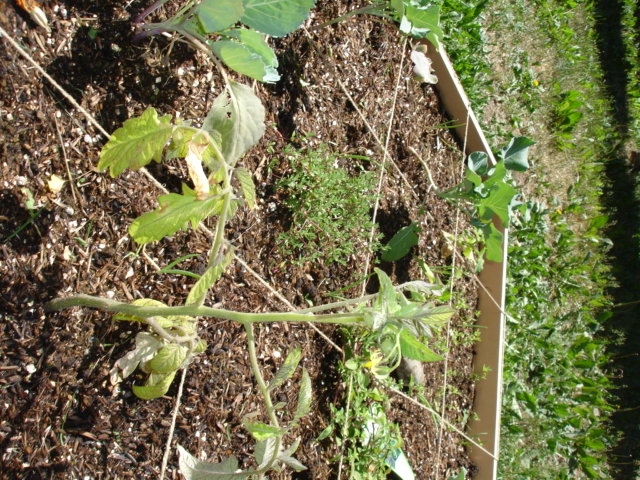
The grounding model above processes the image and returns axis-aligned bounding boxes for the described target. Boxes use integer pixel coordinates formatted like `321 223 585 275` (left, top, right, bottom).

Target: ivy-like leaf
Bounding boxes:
293 367 312 422
148 343 189 374
235 167 257 209
241 0 315 37
178 445 248 480
209 40 280 83
268 347 301 391
98 108 173 177
195 0 244 33
129 186 224 244
186 248 235 305
399 329 443 362
382 222 419 261
132 370 176 400
242 421 284 442
202 81 266 167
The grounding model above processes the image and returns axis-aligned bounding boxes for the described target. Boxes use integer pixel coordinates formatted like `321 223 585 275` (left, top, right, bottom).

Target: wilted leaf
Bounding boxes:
234 167 256 209
132 370 176 400
110 332 163 384
129 187 224 244
178 445 248 480
410 50 438 84
268 347 301 391
242 421 284 442
202 81 265 166
47 174 65 194
98 108 173 177
186 248 235 305
293 368 312 422
148 343 189 374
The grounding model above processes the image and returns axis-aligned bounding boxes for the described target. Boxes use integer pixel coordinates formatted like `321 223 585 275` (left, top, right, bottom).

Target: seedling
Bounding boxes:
439 137 533 262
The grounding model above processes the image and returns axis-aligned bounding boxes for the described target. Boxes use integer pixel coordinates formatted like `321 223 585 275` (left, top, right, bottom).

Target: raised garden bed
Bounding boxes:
0 1 504 479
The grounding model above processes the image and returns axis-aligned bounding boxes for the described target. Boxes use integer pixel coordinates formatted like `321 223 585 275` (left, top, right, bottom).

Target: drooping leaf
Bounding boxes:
209 40 280 83
195 0 244 33
242 421 285 441
501 136 535 172
129 187 224 244
148 343 189 374
234 166 257 209
254 437 277 469
202 81 266 166
399 329 443 362
293 367 312 422
186 248 235 305
241 0 315 37
110 332 163 384
268 347 301 391
132 370 176 400
98 108 173 177
382 222 419 262
178 445 248 480
278 454 307 472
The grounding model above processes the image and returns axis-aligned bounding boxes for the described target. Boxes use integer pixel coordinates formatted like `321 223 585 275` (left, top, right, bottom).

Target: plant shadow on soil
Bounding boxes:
593 1 640 477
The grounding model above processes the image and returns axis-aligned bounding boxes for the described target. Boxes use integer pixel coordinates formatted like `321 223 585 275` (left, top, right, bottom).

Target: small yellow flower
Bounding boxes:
533 80 540 87
363 350 384 370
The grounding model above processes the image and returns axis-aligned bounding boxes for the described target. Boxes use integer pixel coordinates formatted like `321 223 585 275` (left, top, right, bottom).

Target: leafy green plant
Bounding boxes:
134 0 316 83
46 82 454 476
275 145 381 266
381 222 420 262
439 137 533 262
551 87 584 150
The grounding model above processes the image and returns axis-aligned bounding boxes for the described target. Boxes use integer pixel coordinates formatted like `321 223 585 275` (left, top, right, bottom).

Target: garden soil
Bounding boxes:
1 1 480 478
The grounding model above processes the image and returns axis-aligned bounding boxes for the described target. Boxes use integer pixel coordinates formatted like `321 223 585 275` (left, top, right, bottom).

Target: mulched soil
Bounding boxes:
1 1 480 479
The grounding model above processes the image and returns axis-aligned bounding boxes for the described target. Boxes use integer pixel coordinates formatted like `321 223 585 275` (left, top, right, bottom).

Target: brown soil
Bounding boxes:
1 1 479 479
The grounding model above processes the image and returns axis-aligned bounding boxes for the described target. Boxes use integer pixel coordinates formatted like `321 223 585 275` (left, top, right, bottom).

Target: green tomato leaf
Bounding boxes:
209 40 280 83
178 445 248 480
129 187 224 244
98 108 174 177
399 329 443 362
234 166 257 209
186 248 235 305
202 81 266 166
268 347 301 391
293 367 312 422
242 421 285 442
501 136 535 172
254 437 277 469
241 0 315 37
483 222 504 262
195 0 244 33
382 222 419 262
132 370 176 400
148 343 189 374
